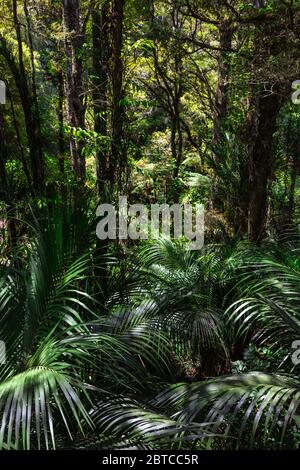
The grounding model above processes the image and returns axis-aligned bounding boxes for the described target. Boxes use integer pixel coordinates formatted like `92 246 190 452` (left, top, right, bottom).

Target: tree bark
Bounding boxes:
62 0 86 182
288 159 298 221
247 91 282 243
23 0 41 132
92 1 110 196
57 71 65 175
213 21 233 149
110 0 125 187
210 21 233 212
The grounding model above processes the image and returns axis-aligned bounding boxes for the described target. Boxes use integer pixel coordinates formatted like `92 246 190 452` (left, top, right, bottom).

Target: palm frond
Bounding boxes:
153 372 300 448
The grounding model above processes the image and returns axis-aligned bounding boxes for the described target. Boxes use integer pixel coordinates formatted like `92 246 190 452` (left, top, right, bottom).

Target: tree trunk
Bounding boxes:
247 91 282 243
57 71 65 175
110 0 125 187
0 0 45 193
213 22 233 151
173 32 183 179
0 108 17 250
23 0 41 134
4 80 33 194
210 21 233 211
287 157 298 222
92 1 110 197
12 0 44 192
92 1 111 302
62 0 86 182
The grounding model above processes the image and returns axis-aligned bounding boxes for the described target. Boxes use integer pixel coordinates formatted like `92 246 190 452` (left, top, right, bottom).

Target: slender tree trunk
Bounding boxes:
57 71 65 175
23 0 41 130
62 0 86 182
287 158 298 221
173 111 183 179
173 43 183 179
110 0 125 187
0 108 17 250
4 80 33 194
3 0 45 193
172 106 183 180
210 21 233 211
170 3 184 180
92 1 110 197
247 91 282 243
171 116 177 171
92 1 111 303
213 22 233 150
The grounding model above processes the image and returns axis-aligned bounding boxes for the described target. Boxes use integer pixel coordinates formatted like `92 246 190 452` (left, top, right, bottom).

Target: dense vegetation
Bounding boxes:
0 0 300 450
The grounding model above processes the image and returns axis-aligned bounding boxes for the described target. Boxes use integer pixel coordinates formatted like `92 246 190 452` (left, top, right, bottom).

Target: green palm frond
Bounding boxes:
225 244 300 355
0 202 101 449
90 397 212 449
136 239 230 370
153 372 300 448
